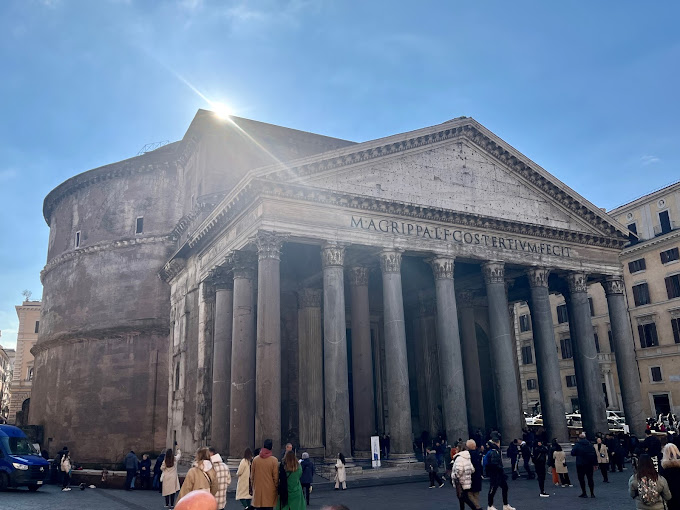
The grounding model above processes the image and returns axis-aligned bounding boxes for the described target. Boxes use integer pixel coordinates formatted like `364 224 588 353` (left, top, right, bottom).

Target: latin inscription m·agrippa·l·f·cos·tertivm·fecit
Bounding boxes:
350 216 571 257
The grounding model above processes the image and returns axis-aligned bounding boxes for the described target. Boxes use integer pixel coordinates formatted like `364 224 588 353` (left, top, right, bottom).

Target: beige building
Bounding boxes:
609 182 680 418
9 301 41 425
0 335 14 423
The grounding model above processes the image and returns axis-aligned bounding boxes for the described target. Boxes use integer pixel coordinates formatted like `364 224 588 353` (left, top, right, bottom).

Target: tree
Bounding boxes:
21 290 32 301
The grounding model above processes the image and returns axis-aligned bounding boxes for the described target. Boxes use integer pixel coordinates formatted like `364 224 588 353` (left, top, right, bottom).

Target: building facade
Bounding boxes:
33 111 646 464
609 182 680 418
0 337 14 423
8 301 41 425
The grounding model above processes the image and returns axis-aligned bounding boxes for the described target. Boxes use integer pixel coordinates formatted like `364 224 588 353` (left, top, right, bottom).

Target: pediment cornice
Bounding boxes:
186 179 626 252
257 119 627 241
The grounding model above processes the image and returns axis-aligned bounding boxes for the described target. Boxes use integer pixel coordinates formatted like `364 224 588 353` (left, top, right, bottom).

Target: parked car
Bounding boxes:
0 425 49 491
526 414 543 426
566 413 582 427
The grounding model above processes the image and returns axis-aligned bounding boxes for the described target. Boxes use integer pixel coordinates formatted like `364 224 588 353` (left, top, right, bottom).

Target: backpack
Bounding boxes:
638 476 661 505
483 448 502 474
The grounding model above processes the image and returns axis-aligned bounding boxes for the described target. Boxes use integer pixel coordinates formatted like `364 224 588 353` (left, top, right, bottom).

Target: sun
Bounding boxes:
209 101 232 119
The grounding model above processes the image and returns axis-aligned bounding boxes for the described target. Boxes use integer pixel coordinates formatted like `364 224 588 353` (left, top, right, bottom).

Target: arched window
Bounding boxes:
27 367 34 381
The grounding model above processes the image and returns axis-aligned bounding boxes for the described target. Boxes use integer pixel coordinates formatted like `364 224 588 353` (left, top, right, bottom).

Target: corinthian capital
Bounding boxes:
567 272 588 294
379 249 403 274
321 242 345 268
228 250 256 280
482 261 505 285
297 288 322 309
348 266 370 287
429 256 455 280
603 275 625 296
254 231 287 261
209 266 233 291
527 267 550 288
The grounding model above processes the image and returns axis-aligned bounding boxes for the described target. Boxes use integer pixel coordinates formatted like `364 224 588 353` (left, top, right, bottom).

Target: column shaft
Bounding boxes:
380 249 413 456
228 252 257 457
527 268 568 442
431 257 469 442
565 273 608 438
255 233 284 454
348 267 376 453
418 300 443 437
297 289 324 450
457 290 485 432
603 276 646 436
211 269 234 455
483 262 523 443
322 243 352 459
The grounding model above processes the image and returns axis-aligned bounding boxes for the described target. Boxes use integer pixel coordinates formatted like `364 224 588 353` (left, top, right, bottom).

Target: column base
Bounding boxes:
297 446 325 458
381 452 420 467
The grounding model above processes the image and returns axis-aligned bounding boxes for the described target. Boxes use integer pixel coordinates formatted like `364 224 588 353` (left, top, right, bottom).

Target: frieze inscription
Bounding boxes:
350 215 571 257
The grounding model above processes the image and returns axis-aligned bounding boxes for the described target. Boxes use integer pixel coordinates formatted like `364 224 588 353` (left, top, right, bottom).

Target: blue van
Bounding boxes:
0 425 50 491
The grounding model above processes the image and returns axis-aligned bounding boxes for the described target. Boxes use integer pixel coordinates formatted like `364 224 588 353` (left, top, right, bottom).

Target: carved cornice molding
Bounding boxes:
41 235 176 284
264 123 626 240
429 256 455 280
603 275 625 296
297 288 322 309
527 267 551 288
228 250 257 280
321 242 346 268
208 267 233 291
253 231 288 261
567 272 588 294
482 261 505 285
347 266 370 287
159 257 186 283
187 179 626 256
379 249 403 274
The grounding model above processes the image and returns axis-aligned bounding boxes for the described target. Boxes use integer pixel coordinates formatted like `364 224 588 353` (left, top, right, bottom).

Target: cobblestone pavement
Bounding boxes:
1 468 636 509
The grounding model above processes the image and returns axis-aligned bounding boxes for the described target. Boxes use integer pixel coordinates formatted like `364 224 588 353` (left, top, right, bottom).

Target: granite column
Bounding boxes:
483 261 523 443
211 268 234 455
380 249 413 457
603 276 646 436
297 288 324 452
565 272 608 438
430 256 469 442
228 251 257 457
321 243 352 459
254 232 285 454
348 266 376 455
527 268 569 442
457 289 485 432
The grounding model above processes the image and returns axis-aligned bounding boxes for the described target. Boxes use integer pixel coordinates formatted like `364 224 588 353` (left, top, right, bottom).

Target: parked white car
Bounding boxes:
526 414 543 426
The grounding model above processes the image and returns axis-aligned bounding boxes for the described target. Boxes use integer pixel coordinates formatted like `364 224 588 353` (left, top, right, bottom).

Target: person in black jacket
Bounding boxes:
486 434 516 510
507 439 520 480
467 439 483 509
643 429 663 470
300 452 315 505
571 433 598 498
425 449 444 488
139 454 152 490
153 450 165 492
521 441 535 479
532 441 550 497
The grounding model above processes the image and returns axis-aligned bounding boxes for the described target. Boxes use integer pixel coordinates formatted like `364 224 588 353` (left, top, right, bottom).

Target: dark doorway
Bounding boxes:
653 394 671 416
660 211 672 235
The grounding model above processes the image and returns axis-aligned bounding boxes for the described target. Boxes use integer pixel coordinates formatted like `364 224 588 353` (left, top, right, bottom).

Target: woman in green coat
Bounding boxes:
278 451 306 510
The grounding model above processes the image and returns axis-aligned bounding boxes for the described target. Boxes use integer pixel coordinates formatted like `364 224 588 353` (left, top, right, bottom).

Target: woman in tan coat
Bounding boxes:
596 438 610 483
553 443 573 487
236 448 253 508
177 447 218 502
161 448 182 508
251 439 279 508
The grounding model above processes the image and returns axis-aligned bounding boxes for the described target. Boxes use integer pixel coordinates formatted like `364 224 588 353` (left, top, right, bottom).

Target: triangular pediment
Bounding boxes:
258 118 627 240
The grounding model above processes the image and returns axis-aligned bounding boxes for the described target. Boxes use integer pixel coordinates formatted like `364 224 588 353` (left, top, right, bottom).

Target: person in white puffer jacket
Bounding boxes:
453 447 482 510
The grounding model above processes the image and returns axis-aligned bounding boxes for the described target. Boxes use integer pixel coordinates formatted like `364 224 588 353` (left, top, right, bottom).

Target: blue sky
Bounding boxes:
1 0 679 349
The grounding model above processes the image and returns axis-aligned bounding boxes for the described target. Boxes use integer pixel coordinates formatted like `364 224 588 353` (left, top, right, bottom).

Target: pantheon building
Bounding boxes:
31 110 646 465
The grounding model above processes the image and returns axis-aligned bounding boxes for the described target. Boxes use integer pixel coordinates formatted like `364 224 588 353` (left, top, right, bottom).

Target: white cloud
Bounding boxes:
0 329 18 351
640 155 661 166
0 168 17 182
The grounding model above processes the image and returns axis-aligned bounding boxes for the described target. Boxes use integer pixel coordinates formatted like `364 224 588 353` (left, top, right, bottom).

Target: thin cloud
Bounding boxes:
0 169 17 183
640 155 661 166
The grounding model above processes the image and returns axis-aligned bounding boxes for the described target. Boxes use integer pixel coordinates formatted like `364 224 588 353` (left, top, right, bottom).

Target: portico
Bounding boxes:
163 117 645 461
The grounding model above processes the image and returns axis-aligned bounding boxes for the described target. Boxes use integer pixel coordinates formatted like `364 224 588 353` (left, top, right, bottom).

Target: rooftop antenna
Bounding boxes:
137 140 170 156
